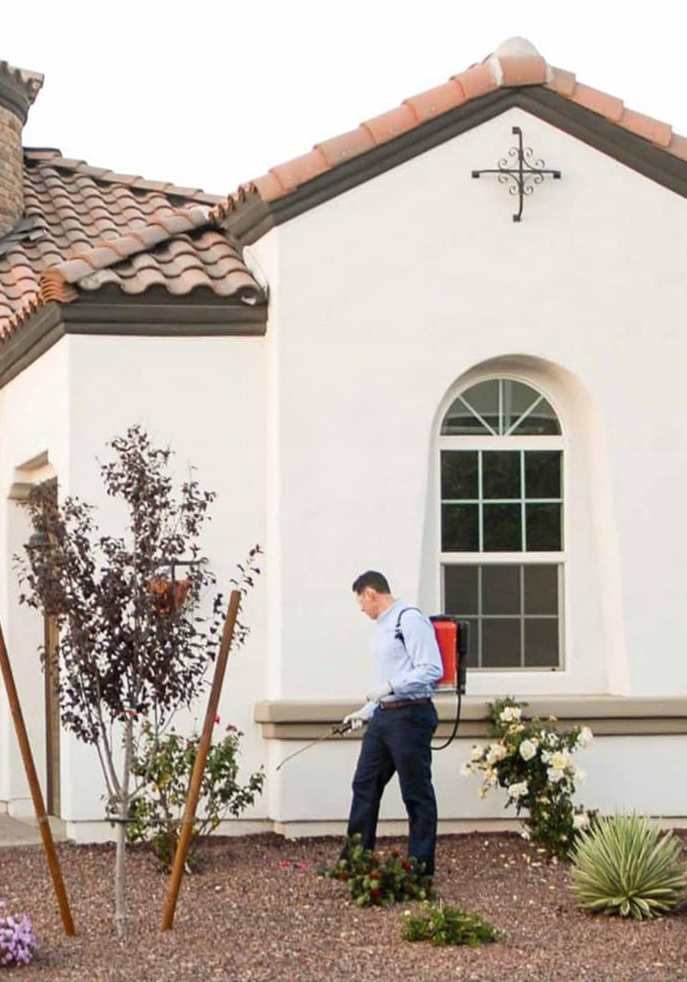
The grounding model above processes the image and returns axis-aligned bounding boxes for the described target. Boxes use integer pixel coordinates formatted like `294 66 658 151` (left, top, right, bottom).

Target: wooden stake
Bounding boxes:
160 589 242 931
0 617 76 935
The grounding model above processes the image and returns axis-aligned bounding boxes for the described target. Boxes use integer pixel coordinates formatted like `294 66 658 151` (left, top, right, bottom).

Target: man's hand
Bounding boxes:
366 680 393 703
343 701 376 731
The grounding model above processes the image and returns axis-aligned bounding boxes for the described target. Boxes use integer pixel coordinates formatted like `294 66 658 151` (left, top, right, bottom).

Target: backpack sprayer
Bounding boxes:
276 613 469 770
427 615 469 751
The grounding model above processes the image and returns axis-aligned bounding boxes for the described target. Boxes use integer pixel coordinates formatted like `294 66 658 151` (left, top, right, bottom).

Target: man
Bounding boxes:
343 570 443 875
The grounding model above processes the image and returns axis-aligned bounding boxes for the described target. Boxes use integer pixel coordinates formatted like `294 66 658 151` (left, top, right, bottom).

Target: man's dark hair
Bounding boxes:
352 570 391 595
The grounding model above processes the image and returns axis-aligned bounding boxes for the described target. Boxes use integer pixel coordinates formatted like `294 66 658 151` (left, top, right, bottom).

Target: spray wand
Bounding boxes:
275 720 353 771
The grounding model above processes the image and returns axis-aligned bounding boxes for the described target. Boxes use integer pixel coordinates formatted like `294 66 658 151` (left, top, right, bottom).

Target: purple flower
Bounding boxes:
0 901 37 966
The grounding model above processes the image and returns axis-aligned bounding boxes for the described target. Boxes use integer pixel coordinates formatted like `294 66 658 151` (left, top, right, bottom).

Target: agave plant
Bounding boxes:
570 814 687 920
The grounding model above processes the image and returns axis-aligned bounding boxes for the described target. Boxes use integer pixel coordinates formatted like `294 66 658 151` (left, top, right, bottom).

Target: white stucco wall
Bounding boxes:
0 331 269 829
251 106 687 710
0 338 69 813
246 105 687 827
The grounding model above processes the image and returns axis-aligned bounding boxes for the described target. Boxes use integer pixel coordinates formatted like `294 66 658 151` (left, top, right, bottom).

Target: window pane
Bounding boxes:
482 565 520 615
444 566 478 614
482 619 521 667
512 397 561 435
502 381 540 433
483 504 522 551
526 503 562 551
524 620 559 667
442 504 479 551
441 399 492 435
459 619 478 664
441 451 478 499
483 452 520 499
461 380 499 420
524 565 558 615
525 452 561 499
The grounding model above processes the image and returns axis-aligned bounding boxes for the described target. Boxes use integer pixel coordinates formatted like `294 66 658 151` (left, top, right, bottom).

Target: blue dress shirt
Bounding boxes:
370 599 443 701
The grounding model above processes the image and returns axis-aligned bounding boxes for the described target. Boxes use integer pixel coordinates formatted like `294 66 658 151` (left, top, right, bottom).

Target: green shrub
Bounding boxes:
401 901 501 946
569 813 687 920
327 836 433 907
127 722 264 870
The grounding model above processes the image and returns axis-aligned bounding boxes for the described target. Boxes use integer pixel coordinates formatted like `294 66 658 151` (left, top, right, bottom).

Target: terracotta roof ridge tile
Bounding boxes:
47 206 213 286
24 150 224 204
214 35 687 220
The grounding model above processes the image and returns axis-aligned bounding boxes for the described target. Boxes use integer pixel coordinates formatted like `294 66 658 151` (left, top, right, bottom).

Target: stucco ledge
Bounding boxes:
254 695 687 740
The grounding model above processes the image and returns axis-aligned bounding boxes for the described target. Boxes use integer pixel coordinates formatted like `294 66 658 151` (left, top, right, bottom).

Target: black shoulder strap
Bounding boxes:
394 606 421 643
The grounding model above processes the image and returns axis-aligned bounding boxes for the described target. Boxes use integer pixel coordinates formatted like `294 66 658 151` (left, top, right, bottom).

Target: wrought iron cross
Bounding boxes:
471 126 561 222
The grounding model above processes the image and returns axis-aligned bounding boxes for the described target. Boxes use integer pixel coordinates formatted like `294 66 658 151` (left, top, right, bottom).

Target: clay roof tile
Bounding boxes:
619 108 672 148
403 80 467 124
315 127 376 166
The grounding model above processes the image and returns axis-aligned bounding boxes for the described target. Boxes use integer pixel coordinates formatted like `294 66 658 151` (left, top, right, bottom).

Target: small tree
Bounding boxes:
16 425 259 936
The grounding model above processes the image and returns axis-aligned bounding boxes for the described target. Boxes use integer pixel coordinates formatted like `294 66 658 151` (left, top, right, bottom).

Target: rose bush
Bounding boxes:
461 697 593 859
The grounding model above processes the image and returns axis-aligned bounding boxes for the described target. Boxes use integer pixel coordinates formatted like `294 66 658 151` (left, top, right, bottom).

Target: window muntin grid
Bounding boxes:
441 379 561 436
442 563 561 668
441 450 562 553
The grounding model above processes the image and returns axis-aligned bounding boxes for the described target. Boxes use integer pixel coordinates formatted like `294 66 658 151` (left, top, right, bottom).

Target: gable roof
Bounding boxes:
212 37 687 240
0 149 265 340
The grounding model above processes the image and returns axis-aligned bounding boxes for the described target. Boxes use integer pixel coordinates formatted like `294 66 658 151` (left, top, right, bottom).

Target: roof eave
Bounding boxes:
219 85 687 245
0 288 267 391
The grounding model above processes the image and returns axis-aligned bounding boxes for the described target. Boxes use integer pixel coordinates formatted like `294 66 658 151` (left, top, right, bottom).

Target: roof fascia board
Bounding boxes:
518 87 687 198
0 302 64 389
0 295 266 390
228 87 687 244
61 294 267 333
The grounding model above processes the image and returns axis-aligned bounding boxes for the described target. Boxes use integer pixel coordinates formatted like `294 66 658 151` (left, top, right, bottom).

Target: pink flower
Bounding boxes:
214 714 220 725
279 860 292 869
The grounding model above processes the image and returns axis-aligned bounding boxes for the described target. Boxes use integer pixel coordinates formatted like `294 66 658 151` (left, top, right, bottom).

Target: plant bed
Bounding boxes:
0 831 686 981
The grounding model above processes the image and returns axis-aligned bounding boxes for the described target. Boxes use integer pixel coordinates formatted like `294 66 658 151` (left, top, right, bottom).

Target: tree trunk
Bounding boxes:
114 719 133 937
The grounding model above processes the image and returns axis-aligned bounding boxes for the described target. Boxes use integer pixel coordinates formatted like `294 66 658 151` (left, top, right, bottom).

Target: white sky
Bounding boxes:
4 0 687 197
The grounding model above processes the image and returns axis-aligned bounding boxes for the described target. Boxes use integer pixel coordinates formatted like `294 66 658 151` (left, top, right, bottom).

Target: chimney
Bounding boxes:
0 58 43 238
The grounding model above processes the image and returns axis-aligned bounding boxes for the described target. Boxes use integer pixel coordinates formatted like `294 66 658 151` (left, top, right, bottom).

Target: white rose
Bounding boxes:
499 706 522 723
577 727 593 749
507 781 528 799
470 744 484 762
519 739 537 762
573 812 590 830
547 766 565 783
550 751 569 771
486 743 507 764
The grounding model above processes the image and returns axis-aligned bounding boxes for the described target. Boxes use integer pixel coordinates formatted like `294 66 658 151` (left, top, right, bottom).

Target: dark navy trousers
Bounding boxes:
345 701 439 874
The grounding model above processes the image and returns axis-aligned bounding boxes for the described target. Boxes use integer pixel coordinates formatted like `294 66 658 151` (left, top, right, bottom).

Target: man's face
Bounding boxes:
356 587 379 620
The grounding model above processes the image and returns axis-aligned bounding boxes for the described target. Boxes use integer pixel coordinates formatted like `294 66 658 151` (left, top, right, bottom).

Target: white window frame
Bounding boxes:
438 388 565 672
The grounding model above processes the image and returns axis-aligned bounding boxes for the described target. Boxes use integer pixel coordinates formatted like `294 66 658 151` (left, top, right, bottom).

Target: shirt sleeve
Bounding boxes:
388 610 443 697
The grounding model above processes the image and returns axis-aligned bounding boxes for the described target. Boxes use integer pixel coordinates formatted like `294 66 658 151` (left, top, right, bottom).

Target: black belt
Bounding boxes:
379 698 432 711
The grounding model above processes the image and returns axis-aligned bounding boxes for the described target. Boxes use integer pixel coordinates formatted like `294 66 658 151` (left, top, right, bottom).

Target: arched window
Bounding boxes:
439 378 563 670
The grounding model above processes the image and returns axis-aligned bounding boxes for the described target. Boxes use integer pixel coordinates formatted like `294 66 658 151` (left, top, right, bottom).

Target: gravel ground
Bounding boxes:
1 831 687 981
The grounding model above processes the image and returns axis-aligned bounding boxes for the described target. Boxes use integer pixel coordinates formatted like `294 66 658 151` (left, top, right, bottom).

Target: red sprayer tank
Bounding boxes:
432 619 458 690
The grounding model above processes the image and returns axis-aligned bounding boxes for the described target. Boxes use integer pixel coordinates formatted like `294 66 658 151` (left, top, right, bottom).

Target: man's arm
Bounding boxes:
388 611 443 697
